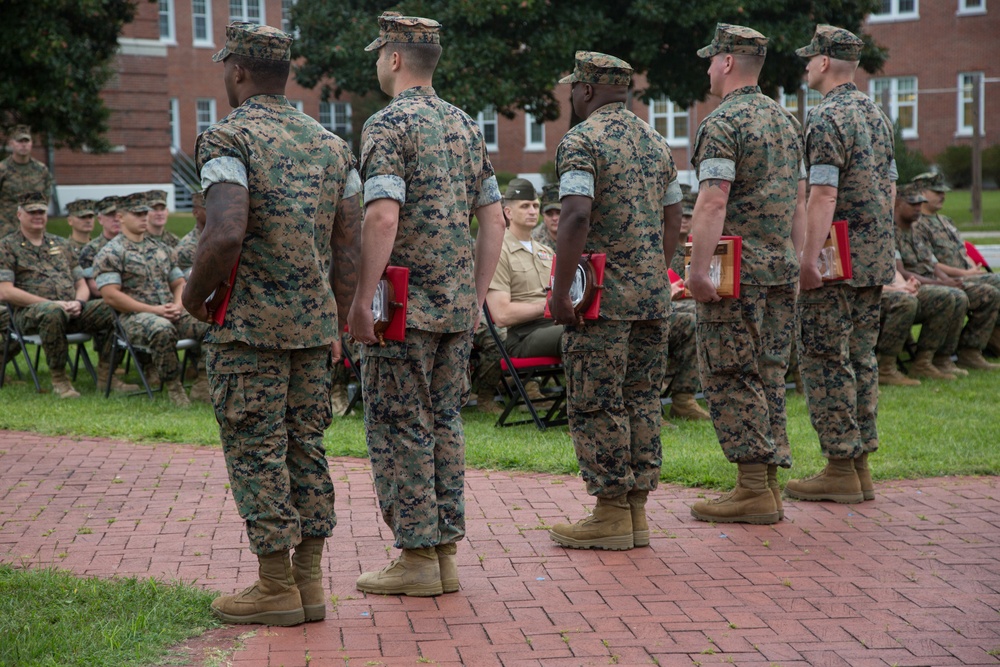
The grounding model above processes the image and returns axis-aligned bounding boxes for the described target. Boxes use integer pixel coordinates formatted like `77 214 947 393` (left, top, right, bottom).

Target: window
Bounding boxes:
958 73 985 136
319 101 352 146
158 0 176 43
196 99 217 135
477 107 499 153
958 0 986 14
780 85 823 120
169 98 181 150
281 0 297 34
649 97 689 147
525 113 545 151
289 100 304 113
870 77 918 138
869 0 918 21
229 0 264 24
192 0 213 46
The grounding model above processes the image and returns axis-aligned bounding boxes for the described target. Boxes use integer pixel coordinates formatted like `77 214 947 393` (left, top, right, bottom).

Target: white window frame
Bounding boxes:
169 98 181 150
958 0 986 14
648 97 690 148
779 85 824 121
319 101 353 147
192 0 214 47
290 100 304 113
229 0 265 24
477 107 499 153
870 77 918 139
158 0 176 44
196 98 217 135
281 0 299 36
868 0 919 22
524 113 545 152
957 72 985 136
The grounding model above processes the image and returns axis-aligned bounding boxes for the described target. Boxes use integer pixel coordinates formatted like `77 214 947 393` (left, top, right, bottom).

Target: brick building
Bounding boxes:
21 1 998 211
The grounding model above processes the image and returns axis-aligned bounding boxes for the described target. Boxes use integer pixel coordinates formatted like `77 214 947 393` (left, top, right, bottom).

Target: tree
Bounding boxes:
291 0 887 122
0 0 140 152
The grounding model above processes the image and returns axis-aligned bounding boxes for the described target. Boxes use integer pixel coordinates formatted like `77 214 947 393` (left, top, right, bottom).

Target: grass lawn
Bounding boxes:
942 189 1000 230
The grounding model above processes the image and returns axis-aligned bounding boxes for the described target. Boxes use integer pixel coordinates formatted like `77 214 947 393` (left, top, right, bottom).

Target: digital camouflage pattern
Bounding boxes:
915 213 1000 297
797 284 882 458
0 156 53 239
556 102 679 320
197 94 359 349
563 319 668 497
364 12 441 52
559 51 633 86
876 290 918 358
894 224 937 278
692 85 802 285
207 342 337 555
697 23 768 58
66 199 97 217
77 235 114 280
913 285 966 355
362 330 471 548
795 24 863 61
662 305 699 396
150 230 180 248
173 228 199 278
0 231 80 301
696 283 796 466
13 301 114 371
360 86 500 333
530 222 554 246
213 22 291 62
64 237 88 268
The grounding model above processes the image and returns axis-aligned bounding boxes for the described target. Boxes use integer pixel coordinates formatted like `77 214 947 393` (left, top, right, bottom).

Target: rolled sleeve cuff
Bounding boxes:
894 250 902 260
201 157 249 191
560 170 595 199
72 267 84 282
799 160 807 181
343 169 363 200
80 266 96 279
809 164 840 187
698 158 736 182
663 180 683 207
889 159 899 182
364 174 406 205
169 267 184 283
95 272 122 290
0 269 14 283
477 175 501 208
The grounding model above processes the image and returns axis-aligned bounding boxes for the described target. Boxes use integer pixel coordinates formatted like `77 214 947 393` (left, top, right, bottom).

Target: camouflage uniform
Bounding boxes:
78 235 114 282
172 228 199 279
149 230 180 248
877 281 964 358
197 64 360 554
0 155 53 240
93 235 207 382
556 69 681 498
65 238 88 267
530 222 555 246
0 230 113 369
662 305 699 395
359 83 501 549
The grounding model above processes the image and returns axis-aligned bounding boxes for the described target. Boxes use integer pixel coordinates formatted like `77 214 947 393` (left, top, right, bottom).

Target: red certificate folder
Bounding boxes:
207 258 240 326
682 236 742 298
819 220 853 282
544 253 607 320
378 266 409 342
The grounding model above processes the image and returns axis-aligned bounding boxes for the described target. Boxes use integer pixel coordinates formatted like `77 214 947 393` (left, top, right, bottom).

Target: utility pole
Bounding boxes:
971 73 982 225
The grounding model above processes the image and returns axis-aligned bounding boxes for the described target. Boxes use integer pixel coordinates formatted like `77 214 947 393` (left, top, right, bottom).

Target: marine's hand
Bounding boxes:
686 272 721 303
549 294 582 326
800 264 824 291
347 300 377 345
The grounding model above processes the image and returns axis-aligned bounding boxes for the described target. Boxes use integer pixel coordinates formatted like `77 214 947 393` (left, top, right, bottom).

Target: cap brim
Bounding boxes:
23 205 47 212
364 37 384 52
74 210 96 217
130 206 151 213
211 46 229 62
696 45 718 58
542 204 561 212
794 45 818 57
13 135 30 141
558 73 576 84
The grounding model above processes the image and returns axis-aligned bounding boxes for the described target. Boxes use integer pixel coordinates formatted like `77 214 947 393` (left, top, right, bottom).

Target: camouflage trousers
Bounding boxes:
361 328 471 549
120 311 208 382
206 342 337 556
963 273 1000 347
663 301 699 396
563 318 668 498
472 325 503 400
954 278 1000 350
14 300 114 370
915 285 967 355
797 283 881 459
876 291 918 358
696 283 796 467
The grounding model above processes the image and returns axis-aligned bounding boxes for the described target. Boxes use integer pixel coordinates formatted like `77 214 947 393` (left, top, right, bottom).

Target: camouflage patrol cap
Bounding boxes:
697 23 768 58
18 192 48 212
191 190 205 208
66 199 97 217
120 192 150 213
679 183 692 196
96 196 120 216
504 178 537 201
541 183 561 213
911 171 951 193
559 51 632 86
897 183 928 205
795 25 863 62
212 22 292 63
146 189 168 207
11 125 32 141
682 190 698 216
365 12 442 52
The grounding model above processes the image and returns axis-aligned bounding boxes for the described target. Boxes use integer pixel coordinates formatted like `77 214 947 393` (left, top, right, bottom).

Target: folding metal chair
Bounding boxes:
104 311 199 399
1 302 97 392
482 303 567 430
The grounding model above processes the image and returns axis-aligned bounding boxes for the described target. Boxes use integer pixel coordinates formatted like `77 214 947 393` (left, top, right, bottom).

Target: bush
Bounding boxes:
936 145 973 189
983 144 1000 189
539 160 557 185
893 123 929 184
495 171 517 192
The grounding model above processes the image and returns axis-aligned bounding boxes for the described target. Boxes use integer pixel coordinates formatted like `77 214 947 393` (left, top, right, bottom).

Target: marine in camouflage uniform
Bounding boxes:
348 12 505 596
173 190 205 280
686 25 805 524
183 22 362 626
0 126 53 240
788 26 897 504
78 196 123 297
531 183 560 246
0 192 114 398
547 51 682 551
64 199 97 266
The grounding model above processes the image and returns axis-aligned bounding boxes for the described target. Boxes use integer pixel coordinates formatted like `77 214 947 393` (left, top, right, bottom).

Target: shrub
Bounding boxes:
936 145 973 189
893 123 929 184
982 144 1000 189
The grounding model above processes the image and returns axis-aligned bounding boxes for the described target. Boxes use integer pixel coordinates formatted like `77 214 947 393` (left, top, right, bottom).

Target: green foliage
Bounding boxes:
936 145 973 189
539 160 557 185
982 144 1000 188
291 0 885 121
893 122 928 184
0 0 139 151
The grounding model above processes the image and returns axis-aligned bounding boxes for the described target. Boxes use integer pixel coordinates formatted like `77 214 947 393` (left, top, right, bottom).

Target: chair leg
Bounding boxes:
22 342 41 393
79 344 97 385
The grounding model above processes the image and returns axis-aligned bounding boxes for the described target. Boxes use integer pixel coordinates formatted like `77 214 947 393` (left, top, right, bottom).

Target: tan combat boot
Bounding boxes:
50 370 80 399
523 380 545 401
356 547 443 597
909 351 955 380
785 458 864 503
767 464 784 521
855 452 875 501
626 489 650 547
211 550 305 626
690 463 779 524
956 348 1000 371
97 362 139 393
549 496 634 551
933 354 968 377
330 380 349 415
291 537 327 622
877 354 920 386
435 543 459 593
189 375 211 402
166 378 190 407
669 392 711 420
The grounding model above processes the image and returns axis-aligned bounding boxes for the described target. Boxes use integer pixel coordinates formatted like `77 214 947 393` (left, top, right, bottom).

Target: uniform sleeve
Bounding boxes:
662 141 681 206
692 116 738 183
805 111 846 187
360 118 407 205
475 138 501 209
196 127 250 192
488 243 514 293
911 219 940 267
0 239 14 283
556 131 596 199
93 244 123 290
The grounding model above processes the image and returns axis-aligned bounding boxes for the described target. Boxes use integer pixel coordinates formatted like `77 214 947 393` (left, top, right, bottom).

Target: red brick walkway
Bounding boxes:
2 430 999 666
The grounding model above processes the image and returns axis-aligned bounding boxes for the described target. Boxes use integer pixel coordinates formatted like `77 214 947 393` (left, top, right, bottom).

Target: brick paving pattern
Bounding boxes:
1 430 999 666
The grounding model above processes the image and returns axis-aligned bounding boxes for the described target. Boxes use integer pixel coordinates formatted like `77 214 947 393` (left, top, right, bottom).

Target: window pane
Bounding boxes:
898 107 914 130
675 116 688 139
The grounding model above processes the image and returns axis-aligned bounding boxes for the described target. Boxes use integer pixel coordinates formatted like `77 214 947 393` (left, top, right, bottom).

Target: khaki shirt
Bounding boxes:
489 230 553 304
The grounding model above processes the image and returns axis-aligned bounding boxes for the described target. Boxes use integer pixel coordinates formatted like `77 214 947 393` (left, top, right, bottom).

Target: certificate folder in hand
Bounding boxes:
682 236 742 298
206 259 240 326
